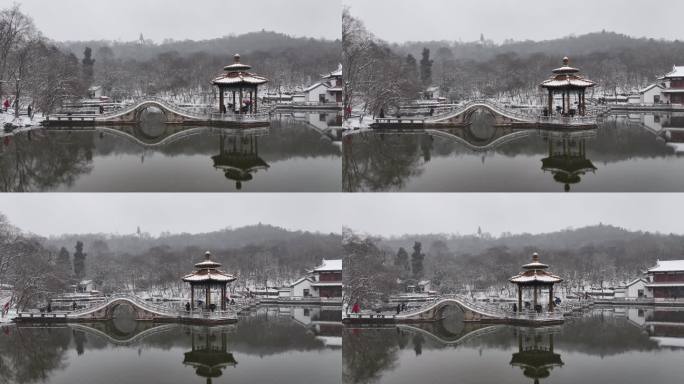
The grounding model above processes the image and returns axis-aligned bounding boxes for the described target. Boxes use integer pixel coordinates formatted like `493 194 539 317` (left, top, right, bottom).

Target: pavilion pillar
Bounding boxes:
561 91 566 115
239 88 244 114
219 89 225 114
221 285 226 310
249 90 253 114
254 86 258 114
191 285 195 310
533 286 538 309
549 285 554 311
517 285 522 312
548 90 553 115
205 285 211 309
567 92 571 115
232 91 237 113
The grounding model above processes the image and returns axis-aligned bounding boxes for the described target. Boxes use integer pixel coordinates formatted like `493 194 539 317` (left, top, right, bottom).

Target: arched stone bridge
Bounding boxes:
395 295 508 323
15 294 256 324
67 295 180 321
426 100 537 126
345 295 564 326
44 98 272 127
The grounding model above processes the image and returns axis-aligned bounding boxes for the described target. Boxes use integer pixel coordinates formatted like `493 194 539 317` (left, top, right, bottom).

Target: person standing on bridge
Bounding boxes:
185 302 191 312
99 105 104 114
72 301 77 311
396 303 401 314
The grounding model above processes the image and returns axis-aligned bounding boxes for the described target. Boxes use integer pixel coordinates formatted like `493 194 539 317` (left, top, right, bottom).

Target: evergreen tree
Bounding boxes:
82 47 95 86
57 247 70 268
411 241 425 279
405 54 418 76
395 247 410 272
419 48 433 87
73 241 87 279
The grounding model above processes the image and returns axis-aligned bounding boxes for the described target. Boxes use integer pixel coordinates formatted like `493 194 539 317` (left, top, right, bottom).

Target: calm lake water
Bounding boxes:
343 307 684 384
0 306 342 384
343 113 684 192
0 113 342 192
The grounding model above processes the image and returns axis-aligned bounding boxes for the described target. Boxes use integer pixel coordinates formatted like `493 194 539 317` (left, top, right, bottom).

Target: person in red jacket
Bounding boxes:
3 99 10 112
352 302 360 314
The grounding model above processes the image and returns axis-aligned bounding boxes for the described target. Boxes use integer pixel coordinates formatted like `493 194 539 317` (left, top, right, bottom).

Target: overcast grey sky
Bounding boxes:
9 0 340 42
344 0 684 43
0 194 681 238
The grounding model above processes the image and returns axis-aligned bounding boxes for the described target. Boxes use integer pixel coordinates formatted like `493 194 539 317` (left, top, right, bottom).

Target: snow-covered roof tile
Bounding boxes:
313 259 342 272
648 259 684 272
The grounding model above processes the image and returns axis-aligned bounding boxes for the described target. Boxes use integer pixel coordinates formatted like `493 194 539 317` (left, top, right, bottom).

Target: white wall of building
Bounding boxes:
641 85 663 104
291 278 314 298
305 83 330 103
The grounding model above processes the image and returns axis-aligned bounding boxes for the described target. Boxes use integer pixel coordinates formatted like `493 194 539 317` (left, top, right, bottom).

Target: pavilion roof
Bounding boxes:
183 251 236 283
510 253 563 284
542 157 597 175
212 54 268 86
540 57 596 89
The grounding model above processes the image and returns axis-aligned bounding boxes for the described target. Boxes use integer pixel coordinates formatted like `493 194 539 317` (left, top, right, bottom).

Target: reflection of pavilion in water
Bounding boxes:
183 327 238 384
510 328 564 384
212 133 270 190
540 129 597 192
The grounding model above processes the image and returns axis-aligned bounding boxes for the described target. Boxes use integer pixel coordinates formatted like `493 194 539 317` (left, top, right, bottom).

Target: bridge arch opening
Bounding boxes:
136 104 169 130
465 108 498 143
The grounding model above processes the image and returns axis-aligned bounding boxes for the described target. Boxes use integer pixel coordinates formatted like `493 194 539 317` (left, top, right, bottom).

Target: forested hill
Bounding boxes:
396 31 684 65
379 224 684 288
58 30 340 63
44 223 340 256
40 224 342 289
55 30 341 91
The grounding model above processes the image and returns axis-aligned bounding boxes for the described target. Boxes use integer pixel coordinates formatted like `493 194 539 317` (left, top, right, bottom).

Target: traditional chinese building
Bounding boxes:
309 259 342 298
510 253 563 312
645 260 684 299
182 251 236 311
659 66 684 104
540 57 596 117
294 65 343 105
212 54 268 115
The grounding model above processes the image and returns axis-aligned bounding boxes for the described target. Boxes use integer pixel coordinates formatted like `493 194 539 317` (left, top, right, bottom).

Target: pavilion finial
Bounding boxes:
234 54 241 63
532 252 540 262
562 56 569 66
205 251 212 260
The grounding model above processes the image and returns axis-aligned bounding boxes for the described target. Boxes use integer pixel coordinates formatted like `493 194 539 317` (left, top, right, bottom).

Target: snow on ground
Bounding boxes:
1 110 44 135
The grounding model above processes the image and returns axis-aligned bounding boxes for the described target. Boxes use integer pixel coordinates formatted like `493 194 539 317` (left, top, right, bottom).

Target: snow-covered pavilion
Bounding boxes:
183 251 236 311
510 253 563 313
540 57 596 117
212 54 269 115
